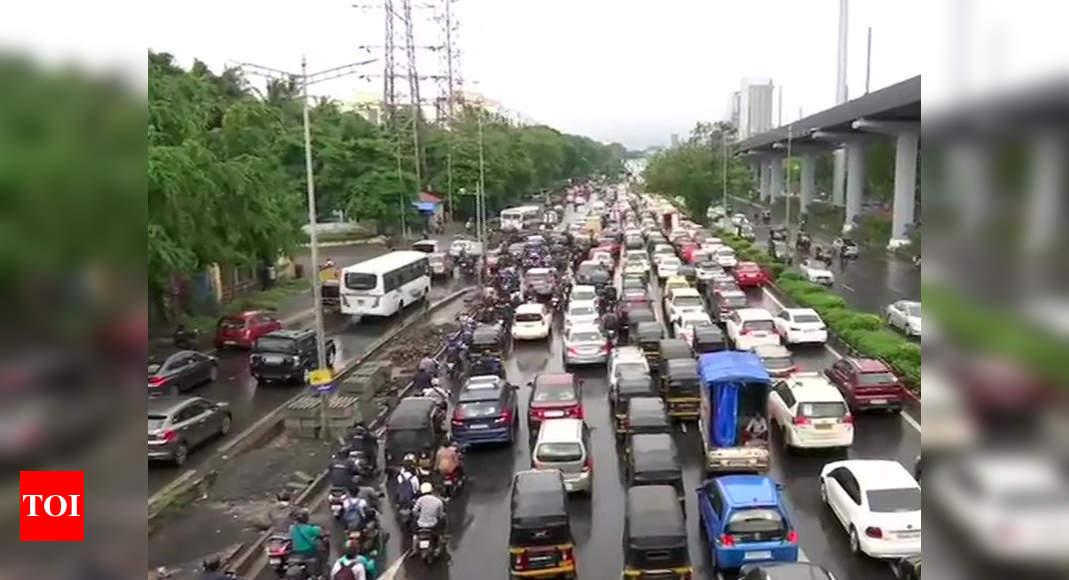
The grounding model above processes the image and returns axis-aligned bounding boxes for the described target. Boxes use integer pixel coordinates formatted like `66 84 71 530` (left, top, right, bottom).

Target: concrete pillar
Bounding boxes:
948 143 989 237
800 155 816 213
890 131 919 241
769 158 783 202
1024 132 1063 256
832 148 846 206
759 160 770 202
844 142 867 231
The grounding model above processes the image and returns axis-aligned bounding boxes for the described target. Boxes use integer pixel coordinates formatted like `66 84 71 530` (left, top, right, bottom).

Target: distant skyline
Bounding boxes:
147 1 927 149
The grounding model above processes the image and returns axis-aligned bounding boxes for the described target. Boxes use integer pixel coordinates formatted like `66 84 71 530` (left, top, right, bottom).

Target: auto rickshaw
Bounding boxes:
612 372 658 439
691 325 727 354
676 265 697 286
624 397 670 454
470 323 507 358
509 469 577 579
634 322 665 366
383 397 445 471
319 261 340 313
770 227 788 242
660 358 701 420
622 485 692 579
622 307 657 346
656 339 693 376
626 433 684 509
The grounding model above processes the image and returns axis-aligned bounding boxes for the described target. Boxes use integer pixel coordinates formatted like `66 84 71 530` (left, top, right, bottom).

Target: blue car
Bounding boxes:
696 475 799 571
450 375 518 448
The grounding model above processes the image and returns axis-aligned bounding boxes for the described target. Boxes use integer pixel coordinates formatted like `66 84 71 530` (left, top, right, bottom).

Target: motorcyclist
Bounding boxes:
434 436 463 483
173 323 196 349
418 352 438 376
395 454 421 509
412 367 433 393
412 482 448 552
600 310 619 344
198 557 230 580
422 377 449 414
329 450 360 494
329 541 368 580
264 490 295 532
347 423 378 471
289 509 326 577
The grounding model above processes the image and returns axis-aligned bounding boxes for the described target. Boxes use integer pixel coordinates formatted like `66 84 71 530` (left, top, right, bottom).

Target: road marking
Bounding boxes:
840 284 855 293
761 287 921 434
377 550 411 580
799 547 810 562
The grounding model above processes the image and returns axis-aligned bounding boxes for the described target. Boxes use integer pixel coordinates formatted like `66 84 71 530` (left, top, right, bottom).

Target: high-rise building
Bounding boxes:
725 91 741 128
736 78 774 139
670 133 680 147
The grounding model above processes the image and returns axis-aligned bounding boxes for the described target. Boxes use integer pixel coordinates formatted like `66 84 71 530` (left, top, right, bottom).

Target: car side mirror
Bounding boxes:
526 381 533 388
775 482 785 491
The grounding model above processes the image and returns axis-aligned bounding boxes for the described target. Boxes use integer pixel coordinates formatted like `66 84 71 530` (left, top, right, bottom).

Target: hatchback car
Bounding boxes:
148 396 232 465
824 358 908 413
725 308 780 351
526 373 584 433
214 310 282 349
563 324 609 367
513 303 552 341
819 459 921 559
697 475 800 571
733 262 768 288
148 350 218 395
451 375 519 447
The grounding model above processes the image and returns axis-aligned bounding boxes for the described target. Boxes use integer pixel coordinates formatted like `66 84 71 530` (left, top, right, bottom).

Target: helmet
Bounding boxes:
352 425 368 438
420 482 434 495
202 557 221 571
276 490 292 503
431 377 441 387
293 508 310 523
402 453 417 466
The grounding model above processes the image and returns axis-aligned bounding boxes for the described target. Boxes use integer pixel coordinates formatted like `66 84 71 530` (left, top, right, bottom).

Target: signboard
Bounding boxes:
308 368 334 387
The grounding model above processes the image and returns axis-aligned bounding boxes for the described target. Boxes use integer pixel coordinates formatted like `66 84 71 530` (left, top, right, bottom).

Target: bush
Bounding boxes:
777 270 806 283
828 312 883 333
767 263 786 280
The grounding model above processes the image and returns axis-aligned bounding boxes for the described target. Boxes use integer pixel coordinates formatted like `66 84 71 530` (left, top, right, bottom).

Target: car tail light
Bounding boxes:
494 410 512 425
793 415 810 426
601 344 611 353
160 429 177 443
567 346 580 355
864 526 883 539
786 530 799 543
148 376 167 387
718 533 736 547
560 546 574 563
515 550 529 570
243 328 252 339
582 457 592 472
841 413 854 424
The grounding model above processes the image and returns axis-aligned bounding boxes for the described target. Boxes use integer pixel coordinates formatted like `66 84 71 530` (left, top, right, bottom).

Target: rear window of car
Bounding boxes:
533 384 577 403
742 320 775 332
569 305 595 317
515 312 544 323
526 272 553 283
858 371 897 386
569 331 603 343
723 295 748 308
790 313 820 324
761 355 793 369
797 402 846 418
673 296 703 308
456 401 501 419
738 264 760 272
148 415 168 431
218 317 246 330
344 273 378 291
148 362 163 374
615 362 647 376
866 488 921 512
726 508 786 533
572 289 597 301
255 337 296 353
660 258 680 266
535 442 584 463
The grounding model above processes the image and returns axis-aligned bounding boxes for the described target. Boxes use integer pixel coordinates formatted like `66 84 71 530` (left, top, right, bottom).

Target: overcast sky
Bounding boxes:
138 0 1058 148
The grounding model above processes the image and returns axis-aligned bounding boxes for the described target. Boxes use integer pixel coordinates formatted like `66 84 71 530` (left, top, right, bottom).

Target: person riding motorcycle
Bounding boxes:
422 377 449 414
418 352 438 376
330 540 368 580
600 310 619 344
173 323 197 349
434 437 463 483
198 557 230 580
265 490 295 532
329 450 360 495
395 454 421 509
412 482 448 553
347 423 379 471
289 509 327 577
412 367 434 393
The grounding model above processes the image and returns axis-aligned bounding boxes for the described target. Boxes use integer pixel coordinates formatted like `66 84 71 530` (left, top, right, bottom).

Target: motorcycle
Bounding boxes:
440 469 464 502
395 498 414 532
348 450 375 479
415 527 446 564
265 534 292 577
328 487 348 520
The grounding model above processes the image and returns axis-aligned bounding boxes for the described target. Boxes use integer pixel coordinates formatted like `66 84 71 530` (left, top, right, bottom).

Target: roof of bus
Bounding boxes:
502 205 541 213
341 251 427 275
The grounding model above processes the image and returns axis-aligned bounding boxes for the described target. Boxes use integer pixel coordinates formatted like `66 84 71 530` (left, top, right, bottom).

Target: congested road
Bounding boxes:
148 240 465 496
285 195 923 580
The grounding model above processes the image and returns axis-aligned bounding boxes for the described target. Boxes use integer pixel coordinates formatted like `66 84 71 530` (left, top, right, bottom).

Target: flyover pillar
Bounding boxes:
845 141 867 232
758 160 770 202
768 157 783 203
800 155 817 213
832 149 846 206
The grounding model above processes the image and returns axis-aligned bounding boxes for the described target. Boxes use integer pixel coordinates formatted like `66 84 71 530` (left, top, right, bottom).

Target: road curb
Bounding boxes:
147 285 474 528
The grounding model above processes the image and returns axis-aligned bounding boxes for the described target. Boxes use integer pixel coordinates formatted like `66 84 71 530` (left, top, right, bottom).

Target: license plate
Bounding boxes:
468 424 488 430
897 531 921 539
418 540 430 549
269 558 280 565
224 340 236 345
871 399 888 405
743 551 772 560
544 410 565 418
815 424 832 430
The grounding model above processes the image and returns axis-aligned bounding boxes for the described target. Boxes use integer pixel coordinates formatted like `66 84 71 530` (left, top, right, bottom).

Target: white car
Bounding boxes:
665 287 705 321
656 256 681 280
773 308 829 345
925 452 1069 565
820 459 922 559
591 250 614 270
624 250 650 270
569 285 598 305
564 302 598 333
608 346 650 389
512 303 552 340
731 213 749 226
800 259 835 285
715 247 738 268
651 244 676 265
724 308 780 351
886 300 921 337
769 372 854 451
694 259 721 281
671 310 715 345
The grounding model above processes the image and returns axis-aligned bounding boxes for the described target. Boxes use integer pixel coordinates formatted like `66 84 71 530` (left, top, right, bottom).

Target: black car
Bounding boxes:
148 350 218 395
740 562 838 580
249 329 336 384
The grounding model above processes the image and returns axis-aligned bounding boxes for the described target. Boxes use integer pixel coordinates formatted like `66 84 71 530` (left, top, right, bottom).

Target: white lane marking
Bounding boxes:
377 550 411 580
799 547 809 562
761 287 921 434
840 284 855 293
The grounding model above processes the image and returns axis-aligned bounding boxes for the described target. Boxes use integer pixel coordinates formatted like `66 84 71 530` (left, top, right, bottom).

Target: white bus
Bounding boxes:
500 205 542 231
340 251 431 318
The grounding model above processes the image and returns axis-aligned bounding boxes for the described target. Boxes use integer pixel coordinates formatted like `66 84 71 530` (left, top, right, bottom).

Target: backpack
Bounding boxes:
332 561 357 580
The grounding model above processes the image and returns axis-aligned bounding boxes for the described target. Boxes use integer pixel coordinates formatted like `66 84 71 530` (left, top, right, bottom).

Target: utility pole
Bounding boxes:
785 124 793 229
865 26 872 94
721 129 728 216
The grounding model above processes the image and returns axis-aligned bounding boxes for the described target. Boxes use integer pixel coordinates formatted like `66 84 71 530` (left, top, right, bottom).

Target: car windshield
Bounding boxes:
904 303 921 317
255 337 296 353
866 488 921 512
615 362 647 376
661 258 680 266
793 313 822 324
569 330 603 343
569 305 595 317
344 272 378 291
697 261 718 269
798 402 846 418
723 295 748 307
685 317 713 328
761 355 793 368
526 273 553 283
742 320 775 332
572 288 597 301
515 312 544 322
218 317 245 330
673 296 703 308
148 415 167 431
858 372 898 386
533 384 577 403
456 401 502 419
718 248 735 257
725 508 786 533
535 442 584 463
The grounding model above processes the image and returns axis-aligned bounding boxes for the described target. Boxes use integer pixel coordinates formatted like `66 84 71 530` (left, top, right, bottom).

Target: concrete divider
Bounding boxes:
147 286 474 527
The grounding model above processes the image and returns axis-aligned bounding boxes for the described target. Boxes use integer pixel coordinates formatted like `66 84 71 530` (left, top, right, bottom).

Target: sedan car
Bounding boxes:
569 284 599 305
451 375 519 447
564 302 599 333
148 396 232 465
716 247 738 269
148 350 218 395
773 308 828 345
800 259 835 286
819 459 921 559
563 324 609 367
695 259 722 282
886 300 921 337
656 256 682 280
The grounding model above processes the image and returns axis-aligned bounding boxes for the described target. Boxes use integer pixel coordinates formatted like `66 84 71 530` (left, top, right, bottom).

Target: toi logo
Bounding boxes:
19 471 84 541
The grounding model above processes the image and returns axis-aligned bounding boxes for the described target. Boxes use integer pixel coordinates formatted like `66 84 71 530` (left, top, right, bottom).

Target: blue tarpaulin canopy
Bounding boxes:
412 201 439 212
698 351 770 447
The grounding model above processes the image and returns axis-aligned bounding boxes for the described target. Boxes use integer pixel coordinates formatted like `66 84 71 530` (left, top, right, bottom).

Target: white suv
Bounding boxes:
773 308 829 345
608 346 649 389
769 372 853 451
724 308 780 351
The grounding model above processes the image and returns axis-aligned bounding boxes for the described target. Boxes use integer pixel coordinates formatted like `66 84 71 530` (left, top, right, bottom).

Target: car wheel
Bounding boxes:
173 442 188 466
849 526 861 555
219 414 232 436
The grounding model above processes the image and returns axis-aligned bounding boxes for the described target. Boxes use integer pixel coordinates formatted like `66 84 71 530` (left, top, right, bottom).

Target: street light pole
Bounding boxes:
721 131 728 216
300 56 328 373
785 124 793 230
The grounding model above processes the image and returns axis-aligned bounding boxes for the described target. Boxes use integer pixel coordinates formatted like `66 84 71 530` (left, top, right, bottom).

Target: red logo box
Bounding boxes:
20 471 84 541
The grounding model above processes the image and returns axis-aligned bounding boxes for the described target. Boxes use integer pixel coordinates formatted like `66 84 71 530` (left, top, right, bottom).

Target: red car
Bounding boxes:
733 262 768 288
680 243 701 264
214 310 283 349
823 357 908 413
526 373 584 433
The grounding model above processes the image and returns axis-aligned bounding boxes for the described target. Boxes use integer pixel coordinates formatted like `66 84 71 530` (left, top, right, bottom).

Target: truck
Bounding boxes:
583 215 602 236
661 208 679 233
697 351 772 474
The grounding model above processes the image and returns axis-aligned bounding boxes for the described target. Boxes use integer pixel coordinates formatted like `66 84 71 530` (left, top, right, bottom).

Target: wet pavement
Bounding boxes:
258 204 923 580
148 237 467 497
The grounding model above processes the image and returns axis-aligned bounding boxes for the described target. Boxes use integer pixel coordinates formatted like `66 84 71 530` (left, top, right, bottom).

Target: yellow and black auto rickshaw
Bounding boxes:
660 358 701 421
509 469 577 579
624 396 670 454
622 485 693 579
656 339 692 376
627 432 685 511
612 371 657 439
634 322 665 367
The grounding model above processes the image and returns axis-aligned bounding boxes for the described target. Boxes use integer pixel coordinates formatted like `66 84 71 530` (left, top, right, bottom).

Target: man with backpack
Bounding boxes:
329 541 367 580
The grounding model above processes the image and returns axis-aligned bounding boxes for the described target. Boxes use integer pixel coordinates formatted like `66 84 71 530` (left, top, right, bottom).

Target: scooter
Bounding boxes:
440 468 465 501
415 527 446 564
327 487 348 520
264 534 292 577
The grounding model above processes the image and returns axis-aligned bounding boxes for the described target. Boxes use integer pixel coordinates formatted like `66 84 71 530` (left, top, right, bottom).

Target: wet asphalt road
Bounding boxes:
274 204 923 580
148 239 463 497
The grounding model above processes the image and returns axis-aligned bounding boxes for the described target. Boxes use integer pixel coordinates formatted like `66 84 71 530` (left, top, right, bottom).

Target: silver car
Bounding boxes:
563 324 609 367
148 396 232 466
